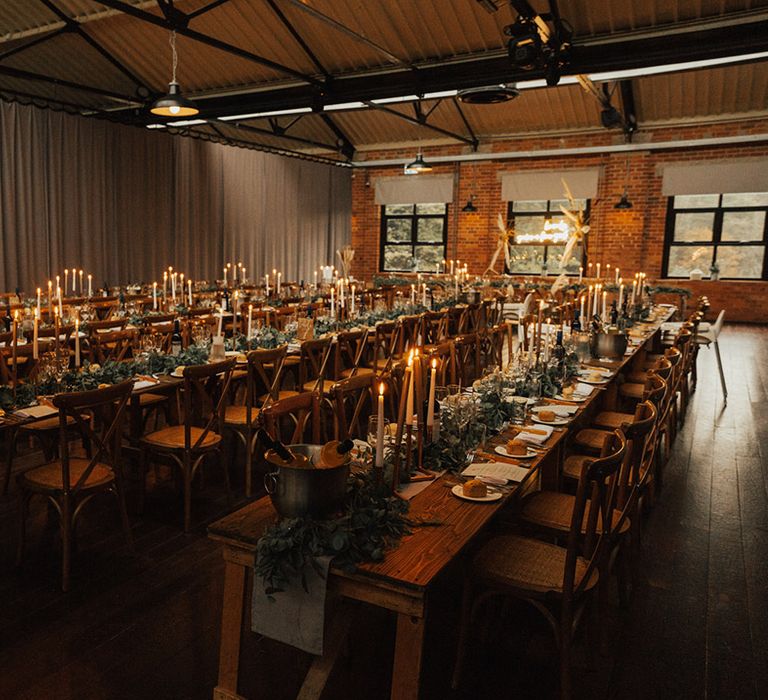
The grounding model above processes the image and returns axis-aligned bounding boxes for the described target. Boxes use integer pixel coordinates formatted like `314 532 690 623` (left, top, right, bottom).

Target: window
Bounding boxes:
380 203 447 272
663 193 768 279
505 199 588 275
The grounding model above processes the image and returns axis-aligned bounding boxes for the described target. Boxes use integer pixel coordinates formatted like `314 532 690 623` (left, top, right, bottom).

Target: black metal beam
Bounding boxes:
364 101 476 146
318 113 355 159
187 0 232 21
147 17 768 121
0 26 68 62
37 0 148 91
92 0 324 87
452 97 479 150
214 118 343 153
266 0 330 79
0 64 138 103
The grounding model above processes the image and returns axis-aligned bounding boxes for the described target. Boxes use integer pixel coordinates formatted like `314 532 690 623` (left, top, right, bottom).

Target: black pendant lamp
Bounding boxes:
614 155 633 209
404 149 432 175
462 196 478 212
150 31 199 118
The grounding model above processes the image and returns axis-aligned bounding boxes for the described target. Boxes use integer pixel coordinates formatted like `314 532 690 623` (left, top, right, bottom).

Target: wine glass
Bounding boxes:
367 415 389 467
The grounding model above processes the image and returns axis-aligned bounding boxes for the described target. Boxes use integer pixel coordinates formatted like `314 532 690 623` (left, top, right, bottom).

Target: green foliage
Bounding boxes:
255 470 410 596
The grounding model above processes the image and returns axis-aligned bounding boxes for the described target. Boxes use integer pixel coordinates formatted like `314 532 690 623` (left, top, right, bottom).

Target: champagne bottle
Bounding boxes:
171 319 183 356
257 428 295 463
317 439 354 467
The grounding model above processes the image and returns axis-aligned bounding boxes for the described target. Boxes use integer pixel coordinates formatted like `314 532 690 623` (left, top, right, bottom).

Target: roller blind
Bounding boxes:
374 175 454 204
661 160 768 195
501 168 600 201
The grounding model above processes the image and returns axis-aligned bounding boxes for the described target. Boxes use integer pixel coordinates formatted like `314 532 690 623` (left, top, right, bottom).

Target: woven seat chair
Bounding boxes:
15 380 135 591
335 329 372 378
331 373 375 441
593 372 666 431
224 347 288 497
139 358 235 532
89 328 138 364
452 430 627 700
261 391 322 446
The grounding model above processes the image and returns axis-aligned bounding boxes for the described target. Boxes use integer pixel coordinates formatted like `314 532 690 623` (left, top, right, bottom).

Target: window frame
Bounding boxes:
505 199 590 275
379 203 448 273
662 194 768 280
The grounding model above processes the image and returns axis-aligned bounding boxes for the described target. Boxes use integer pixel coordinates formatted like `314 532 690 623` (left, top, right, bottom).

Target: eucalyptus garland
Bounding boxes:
0 344 210 411
255 470 410 596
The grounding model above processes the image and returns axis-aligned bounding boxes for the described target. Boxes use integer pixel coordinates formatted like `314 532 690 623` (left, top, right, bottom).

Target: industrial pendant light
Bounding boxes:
150 31 199 118
462 162 479 212
404 149 432 175
614 155 633 209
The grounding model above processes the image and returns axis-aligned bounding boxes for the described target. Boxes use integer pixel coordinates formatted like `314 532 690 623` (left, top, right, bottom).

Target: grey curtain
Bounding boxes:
0 101 351 292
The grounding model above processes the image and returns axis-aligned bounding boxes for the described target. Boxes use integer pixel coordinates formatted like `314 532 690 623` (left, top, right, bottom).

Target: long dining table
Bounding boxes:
207 305 678 700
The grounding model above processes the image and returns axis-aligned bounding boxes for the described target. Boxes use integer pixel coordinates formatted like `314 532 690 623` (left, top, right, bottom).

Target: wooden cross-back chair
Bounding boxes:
464 303 483 333
87 317 128 334
372 321 400 372
90 299 119 320
427 340 456 387
484 323 511 371
453 430 627 700
142 321 174 354
335 329 372 378
420 311 448 349
331 373 375 441
299 337 334 394
224 346 289 497
0 341 53 386
140 358 235 532
453 333 480 387
262 391 322 446
15 380 135 591
399 315 422 353
89 328 138 365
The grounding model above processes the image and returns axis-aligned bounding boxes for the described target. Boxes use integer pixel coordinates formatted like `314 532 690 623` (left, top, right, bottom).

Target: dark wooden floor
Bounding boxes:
1 325 766 700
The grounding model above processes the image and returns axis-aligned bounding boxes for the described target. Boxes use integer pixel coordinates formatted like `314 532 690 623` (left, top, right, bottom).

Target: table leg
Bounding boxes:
390 611 426 700
214 560 248 700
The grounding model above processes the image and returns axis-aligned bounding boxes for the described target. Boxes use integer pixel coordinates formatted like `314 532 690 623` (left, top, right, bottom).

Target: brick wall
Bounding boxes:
351 118 768 323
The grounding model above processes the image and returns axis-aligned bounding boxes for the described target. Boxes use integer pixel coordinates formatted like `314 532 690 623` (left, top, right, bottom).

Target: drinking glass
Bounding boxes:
466 424 487 466
367 416 390 452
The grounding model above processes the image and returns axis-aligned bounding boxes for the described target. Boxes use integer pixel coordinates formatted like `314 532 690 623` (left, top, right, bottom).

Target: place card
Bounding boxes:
462 462 530 483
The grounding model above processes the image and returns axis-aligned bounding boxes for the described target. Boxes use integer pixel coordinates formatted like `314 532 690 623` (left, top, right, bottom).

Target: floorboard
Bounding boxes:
0 324 765 700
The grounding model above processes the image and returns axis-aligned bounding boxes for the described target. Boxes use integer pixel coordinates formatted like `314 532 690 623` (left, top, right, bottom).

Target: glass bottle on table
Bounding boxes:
171 319 183 356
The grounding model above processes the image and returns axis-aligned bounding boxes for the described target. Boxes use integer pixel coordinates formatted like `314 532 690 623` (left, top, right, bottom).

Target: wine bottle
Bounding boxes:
257 429 295 463
571 309 581 332
553 330 566 370
221 287 230 312
171 319 183 356
610 300 619 327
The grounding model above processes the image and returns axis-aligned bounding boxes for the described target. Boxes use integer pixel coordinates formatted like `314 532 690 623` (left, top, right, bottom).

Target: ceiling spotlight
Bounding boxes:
458 84 520 104
462 196 478 213
150 31 199 118
404 150 432 175
505 18 543 71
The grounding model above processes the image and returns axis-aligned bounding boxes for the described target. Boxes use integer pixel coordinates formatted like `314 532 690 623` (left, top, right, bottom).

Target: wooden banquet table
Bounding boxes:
207 305 679 700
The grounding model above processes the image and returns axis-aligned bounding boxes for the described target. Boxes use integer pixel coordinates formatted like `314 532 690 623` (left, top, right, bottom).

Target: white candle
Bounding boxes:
410 284 415 305
265 273 270 296
426 359 437 428
544 323 551 362
596 262 601 279
422 284 427 307
631 280 637 306
64 269 68 294
351 284 356 314
454 274 458 298
217 310 223 337
36 287 41 308
405 352 414 426
449 260 454 275
75 318 81 367
313 270 318 287
618 283 624 309
163 271 168 298
277 272 282 295
615 267 620 284
247 304 253 339
79 270 83 295
580 295 585 320
339 278 345 307
87 274 92 297
33 309 39 360
223 267 228 287
153 282 158 310
56 276 60 298
330 286 335 318
241 266 246 284
375 383 385 468
602 291 607 320
578 266 583 284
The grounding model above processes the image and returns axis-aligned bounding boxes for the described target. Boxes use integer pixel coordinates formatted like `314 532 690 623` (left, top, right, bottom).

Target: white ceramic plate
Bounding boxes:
531 415 570 426
554 393 589 403
579 376 611 385
451 484 503 502
495 445 536 459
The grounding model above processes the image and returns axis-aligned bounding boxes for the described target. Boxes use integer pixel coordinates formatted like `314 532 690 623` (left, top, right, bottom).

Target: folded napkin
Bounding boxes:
132 379 157 391
516 424 554 444
574 382 595 396
15 404 58 419
535 404 576 416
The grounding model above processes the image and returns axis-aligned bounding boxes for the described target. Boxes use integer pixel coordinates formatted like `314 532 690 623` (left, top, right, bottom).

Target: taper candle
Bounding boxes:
375 382 385 469
75 318 81 367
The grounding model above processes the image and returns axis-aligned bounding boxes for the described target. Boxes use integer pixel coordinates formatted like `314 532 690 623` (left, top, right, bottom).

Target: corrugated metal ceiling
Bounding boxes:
1 0 767 159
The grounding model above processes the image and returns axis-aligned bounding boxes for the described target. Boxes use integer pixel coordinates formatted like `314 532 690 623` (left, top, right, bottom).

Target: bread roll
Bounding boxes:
506 439 527 456
462 479 487 498
538 409 557 422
